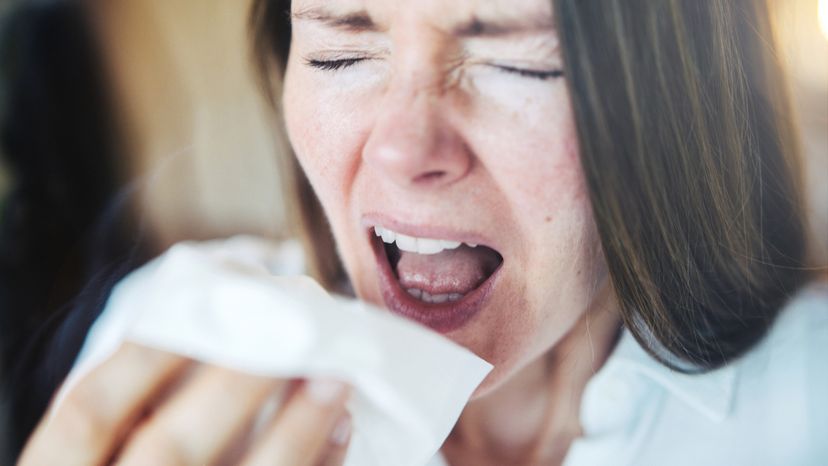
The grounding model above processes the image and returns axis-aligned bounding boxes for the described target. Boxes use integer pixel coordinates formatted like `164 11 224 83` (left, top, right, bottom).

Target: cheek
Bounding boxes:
283 59 384 298
283 64 372 213
508 119 600 301
469 84 588 245
468 86 604 353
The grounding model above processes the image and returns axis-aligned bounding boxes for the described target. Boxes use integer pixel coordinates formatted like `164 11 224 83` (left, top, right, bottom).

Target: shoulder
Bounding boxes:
748 281 828 390
765 281 828 348
741 282 828 392
718 282 828 462
601 283 828 466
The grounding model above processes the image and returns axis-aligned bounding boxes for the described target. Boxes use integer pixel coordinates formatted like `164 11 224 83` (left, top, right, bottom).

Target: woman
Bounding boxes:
17 0 827 465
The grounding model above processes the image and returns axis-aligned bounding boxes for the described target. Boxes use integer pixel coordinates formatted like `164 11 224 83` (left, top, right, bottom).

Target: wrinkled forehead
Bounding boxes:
291 0 555 35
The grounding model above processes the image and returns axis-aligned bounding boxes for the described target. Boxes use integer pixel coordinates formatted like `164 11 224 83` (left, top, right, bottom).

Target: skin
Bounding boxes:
283 0 621 462
20 343 353 466
22 0 621 464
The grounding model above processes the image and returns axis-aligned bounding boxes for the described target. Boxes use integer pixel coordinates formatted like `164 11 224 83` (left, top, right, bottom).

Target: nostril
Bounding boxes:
414 171 447 183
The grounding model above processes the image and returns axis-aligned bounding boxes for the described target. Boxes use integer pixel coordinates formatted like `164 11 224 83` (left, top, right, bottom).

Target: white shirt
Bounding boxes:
428 284 828 466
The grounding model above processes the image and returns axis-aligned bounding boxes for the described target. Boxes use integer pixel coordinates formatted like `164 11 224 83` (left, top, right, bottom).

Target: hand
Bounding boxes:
18 342 352 466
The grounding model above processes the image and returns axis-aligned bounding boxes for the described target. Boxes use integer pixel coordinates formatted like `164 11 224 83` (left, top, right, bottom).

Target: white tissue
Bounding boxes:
56 237 492 466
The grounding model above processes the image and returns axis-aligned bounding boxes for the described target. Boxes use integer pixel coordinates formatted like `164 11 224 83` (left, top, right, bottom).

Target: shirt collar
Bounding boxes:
607 328 738 423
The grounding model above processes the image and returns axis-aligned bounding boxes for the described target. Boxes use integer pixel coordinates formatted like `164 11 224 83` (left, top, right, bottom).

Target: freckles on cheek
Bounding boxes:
561 133 589 204
476 86 586 217
511 140 586 224
288 93 359 196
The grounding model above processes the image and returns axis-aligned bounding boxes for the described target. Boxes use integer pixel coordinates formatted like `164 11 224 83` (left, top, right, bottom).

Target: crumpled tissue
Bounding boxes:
55 237 492 466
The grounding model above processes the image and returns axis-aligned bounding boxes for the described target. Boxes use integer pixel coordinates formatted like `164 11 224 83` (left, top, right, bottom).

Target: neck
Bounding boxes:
446 298 621 465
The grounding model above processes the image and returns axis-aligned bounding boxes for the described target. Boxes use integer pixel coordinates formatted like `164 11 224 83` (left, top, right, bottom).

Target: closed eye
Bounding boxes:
306 57 368 71
305 57 564 82
492 65 564 81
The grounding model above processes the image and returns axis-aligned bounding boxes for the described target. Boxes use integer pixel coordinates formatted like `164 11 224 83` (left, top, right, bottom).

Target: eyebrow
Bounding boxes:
452 15 556 37
292 7 381 33
291 7 555 37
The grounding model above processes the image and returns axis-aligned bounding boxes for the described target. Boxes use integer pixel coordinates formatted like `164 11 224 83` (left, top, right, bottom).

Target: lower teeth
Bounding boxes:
407 288 464 304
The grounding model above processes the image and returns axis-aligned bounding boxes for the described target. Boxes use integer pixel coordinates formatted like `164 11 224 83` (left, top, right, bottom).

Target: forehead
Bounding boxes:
291 0 554 33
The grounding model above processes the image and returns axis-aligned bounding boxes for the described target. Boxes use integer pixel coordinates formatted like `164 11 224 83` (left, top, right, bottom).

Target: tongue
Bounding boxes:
395 245 501 295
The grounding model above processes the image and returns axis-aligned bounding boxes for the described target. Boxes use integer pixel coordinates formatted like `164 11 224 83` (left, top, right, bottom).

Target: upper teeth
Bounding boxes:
373 226 476 255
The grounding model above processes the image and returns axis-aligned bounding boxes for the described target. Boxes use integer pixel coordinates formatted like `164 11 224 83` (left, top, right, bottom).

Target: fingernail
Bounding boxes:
306 379 346 404
330 415 352 446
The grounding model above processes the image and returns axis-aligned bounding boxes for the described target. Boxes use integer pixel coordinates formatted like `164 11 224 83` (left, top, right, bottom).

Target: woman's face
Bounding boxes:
283 0 608 394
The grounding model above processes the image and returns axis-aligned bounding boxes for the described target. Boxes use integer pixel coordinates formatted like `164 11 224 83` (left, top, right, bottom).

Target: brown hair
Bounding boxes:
250 0 814 371
251 0 346 290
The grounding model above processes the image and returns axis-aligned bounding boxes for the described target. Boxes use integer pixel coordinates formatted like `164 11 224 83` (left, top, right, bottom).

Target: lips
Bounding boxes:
366 220 504 333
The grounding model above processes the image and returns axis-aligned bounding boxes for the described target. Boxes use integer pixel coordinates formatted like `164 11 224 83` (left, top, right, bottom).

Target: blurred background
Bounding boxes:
0 0 825 460
0 0 291 247
775 0 828 263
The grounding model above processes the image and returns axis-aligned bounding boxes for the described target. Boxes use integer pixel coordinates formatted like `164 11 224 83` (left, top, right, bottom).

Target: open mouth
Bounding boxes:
369 224 504 333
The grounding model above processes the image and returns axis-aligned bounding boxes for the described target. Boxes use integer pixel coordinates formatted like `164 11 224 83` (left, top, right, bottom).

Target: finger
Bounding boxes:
19 343 190 466
317 413 352 466
241 379 350 466
115 366 283 466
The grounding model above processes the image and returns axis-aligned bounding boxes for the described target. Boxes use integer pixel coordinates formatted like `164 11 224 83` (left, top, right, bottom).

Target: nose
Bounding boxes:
362 83 472 189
